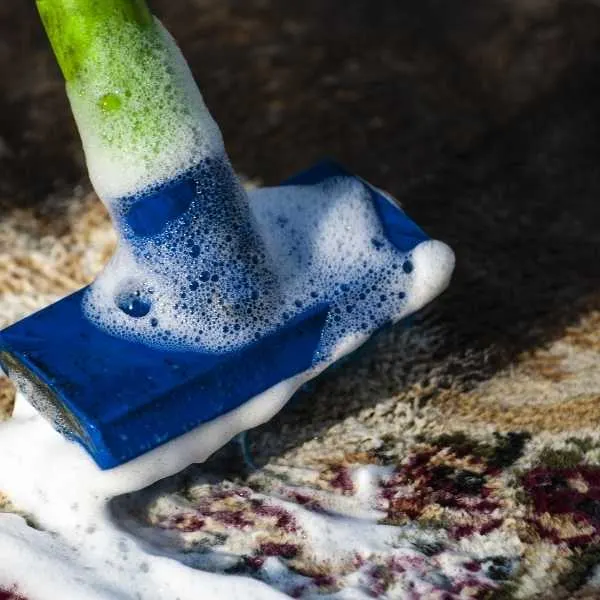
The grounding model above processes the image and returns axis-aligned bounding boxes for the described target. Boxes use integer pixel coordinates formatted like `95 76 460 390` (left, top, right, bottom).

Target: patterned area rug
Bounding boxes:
2 0 600 598
1 192 600 599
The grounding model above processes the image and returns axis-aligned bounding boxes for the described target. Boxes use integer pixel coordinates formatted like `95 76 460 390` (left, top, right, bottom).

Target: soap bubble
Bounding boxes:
115 281 152 318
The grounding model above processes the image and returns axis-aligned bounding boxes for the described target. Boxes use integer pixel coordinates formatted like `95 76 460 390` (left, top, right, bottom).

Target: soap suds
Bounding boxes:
0 393 298 600
0 400 517 598
84 173 454 361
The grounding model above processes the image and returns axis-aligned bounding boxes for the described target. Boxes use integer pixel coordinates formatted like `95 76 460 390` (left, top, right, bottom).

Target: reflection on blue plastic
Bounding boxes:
0 162 429 469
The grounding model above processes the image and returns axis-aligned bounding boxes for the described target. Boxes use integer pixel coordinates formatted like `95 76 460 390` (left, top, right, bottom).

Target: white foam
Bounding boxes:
0 335 430 598
0 382 308 599
84 176 455 362
0 390 512 599
401 239 455 319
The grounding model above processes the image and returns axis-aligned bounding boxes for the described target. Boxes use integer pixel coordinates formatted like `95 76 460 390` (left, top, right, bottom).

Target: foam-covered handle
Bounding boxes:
35 0 230 204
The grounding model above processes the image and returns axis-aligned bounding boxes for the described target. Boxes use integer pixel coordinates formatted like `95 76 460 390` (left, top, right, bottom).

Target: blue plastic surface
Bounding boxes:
0 162 428 469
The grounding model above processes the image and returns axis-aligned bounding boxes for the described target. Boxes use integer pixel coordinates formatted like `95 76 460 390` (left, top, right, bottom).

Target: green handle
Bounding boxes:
33 0 226 201
36 0 152 81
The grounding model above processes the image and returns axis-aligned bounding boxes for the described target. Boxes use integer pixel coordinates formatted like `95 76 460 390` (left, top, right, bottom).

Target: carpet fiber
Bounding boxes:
2 0 600 597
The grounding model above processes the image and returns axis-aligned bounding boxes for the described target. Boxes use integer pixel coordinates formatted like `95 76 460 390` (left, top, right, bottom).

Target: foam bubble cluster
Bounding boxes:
83 164 453 362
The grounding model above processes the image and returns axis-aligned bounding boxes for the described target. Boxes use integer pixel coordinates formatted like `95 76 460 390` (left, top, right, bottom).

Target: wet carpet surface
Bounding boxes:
2 0 600 597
